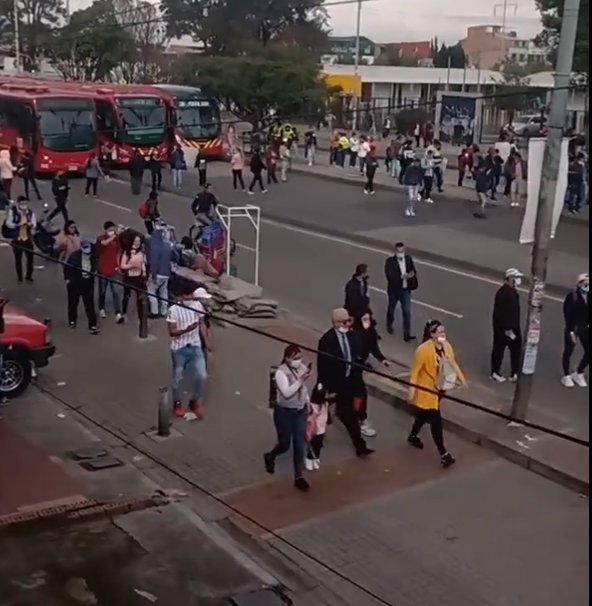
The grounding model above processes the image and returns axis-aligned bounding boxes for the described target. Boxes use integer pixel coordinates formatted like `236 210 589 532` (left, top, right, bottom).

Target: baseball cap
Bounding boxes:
192 287 212 300
505 268 523 279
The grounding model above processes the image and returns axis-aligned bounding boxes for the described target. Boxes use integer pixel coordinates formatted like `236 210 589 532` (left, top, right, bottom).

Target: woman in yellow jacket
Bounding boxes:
408 320 466 468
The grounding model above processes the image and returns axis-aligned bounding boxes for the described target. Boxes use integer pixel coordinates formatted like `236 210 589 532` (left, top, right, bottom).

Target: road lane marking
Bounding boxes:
236 243 257 252
102 177 564 303
262 219 564 304
95 198 132 213
369 286 464 319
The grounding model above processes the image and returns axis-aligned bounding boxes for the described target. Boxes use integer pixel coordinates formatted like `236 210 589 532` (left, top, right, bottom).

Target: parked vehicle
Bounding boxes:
506 114 547 138
1 305 55 398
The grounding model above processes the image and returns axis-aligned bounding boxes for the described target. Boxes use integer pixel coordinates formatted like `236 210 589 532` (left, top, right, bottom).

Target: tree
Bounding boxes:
171 55 326 130
535 0 589 77
0 0 66 70
493 59 548 116
48 0 135 81
433 42 466 69
161 0 327 57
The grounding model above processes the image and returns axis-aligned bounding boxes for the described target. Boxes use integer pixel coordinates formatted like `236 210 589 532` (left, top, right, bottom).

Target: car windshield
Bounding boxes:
118 97 166 146
38 99 96 152
176 99 220 140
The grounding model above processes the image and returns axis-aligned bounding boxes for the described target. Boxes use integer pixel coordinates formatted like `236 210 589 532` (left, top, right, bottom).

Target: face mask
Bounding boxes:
288 359 302 369
396 253 405 259
514 278 522 287
18 205 28 213
580 284 589 294
362 319 371 329
337 326 349 334
107 230 116 237
436 335 447 344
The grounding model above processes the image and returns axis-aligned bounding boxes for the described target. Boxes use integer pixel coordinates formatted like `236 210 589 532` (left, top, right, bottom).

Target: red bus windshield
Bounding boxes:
37 98 96 153
176 97 220 140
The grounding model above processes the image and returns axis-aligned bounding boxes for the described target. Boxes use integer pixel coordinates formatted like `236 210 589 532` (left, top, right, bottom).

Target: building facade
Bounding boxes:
323 36 377 65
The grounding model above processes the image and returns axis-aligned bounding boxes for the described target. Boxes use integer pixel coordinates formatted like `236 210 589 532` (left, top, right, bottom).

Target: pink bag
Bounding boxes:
306 412 318 442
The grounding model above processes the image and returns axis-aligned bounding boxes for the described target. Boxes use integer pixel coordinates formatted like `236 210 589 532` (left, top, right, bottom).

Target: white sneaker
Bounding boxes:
312 458 320 470
363 189 369 195
262 189 268 193
370 190 376 196
490 373 507 383
509 374 518 383
99 309 107 319
305 458 315 472
405 208 411 217
247 190 254 195
410 208 416 217
561 375 575 388
425 198 434 204
361 420 377 437
572 373 588 388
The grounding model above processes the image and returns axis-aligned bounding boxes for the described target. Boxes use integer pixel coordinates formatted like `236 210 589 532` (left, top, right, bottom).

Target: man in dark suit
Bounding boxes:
344 263 370 320
384 242 417 341
317 308 374 457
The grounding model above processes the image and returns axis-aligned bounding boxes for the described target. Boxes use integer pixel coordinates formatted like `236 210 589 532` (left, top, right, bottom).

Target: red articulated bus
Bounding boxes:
0 81 98 176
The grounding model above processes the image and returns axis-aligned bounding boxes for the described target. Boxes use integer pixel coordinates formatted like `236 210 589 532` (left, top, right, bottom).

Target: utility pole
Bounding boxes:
494 0 517 64
13 0 20 73
352 0 362 130
510 0 581 420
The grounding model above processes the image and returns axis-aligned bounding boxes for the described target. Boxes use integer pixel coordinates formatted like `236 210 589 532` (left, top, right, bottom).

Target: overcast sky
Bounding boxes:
327 0 542 44
70 0 543 45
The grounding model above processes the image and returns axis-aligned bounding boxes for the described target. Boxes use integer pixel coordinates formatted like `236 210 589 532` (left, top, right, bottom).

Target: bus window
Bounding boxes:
95 99 118 141
37 98 96 152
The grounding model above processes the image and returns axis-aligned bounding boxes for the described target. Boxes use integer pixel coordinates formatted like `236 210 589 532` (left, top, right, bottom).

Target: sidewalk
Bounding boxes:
1 253 589 605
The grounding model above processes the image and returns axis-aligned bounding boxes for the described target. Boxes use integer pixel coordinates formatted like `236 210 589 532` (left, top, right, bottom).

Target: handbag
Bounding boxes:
436 356 458 392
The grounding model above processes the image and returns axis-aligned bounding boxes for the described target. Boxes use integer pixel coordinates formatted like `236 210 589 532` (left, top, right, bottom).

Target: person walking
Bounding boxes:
317 308 374 457
431 140 444 192
491 268 523 383
49 171 70 223
407 320 465 467
149 153 163 192
120 234 148 323
100 142 113 179
474 164 492 219
305 383 329 471
64 239 100 334
0 149 16 197
248 149 267 194
129 149 146 195
398 140 414 184
264 344 312 492
304 128 317 166
385 242 417 340
344 263 370 320
364 151 378 195
279 142 290 182
357 135 370 174
4 196 36 283
96 221 123 323
351 310 389 438
84 152 103 197
166 283 209 419
230 148 245 191
138 191 161 235
19 152 42 201
169 145 186 189
402 157 423 217
265 145 279 185
561 273 589 388
147 224 172 319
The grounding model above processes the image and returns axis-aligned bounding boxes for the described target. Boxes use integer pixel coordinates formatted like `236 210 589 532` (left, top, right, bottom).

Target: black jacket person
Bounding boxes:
344 264 370 320
63 240 99 334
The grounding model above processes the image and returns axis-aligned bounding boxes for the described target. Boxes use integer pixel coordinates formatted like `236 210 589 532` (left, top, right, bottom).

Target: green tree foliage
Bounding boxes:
172 55 326 129
161 0 328 57
0 0 66 70
433 43 466 69
535 0 589 76
493 59 548 115
48 0 135 81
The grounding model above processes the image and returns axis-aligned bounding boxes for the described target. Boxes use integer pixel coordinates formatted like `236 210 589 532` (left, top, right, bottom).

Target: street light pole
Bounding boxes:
13 0 20 73
352 0 362 130
510 0 581 420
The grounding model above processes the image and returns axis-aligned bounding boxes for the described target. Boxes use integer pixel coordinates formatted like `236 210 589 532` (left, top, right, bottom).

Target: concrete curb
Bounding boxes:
364 379 589 495
289 165 588 228
260 211 571 297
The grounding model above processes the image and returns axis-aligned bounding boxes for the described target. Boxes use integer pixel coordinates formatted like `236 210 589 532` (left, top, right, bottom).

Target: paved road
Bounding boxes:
21 168 584 437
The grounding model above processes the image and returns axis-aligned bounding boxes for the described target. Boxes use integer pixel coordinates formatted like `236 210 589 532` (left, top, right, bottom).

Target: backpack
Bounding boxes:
139 201 150 219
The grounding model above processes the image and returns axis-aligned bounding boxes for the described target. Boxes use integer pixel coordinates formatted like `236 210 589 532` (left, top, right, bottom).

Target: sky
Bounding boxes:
70 0 543 45
326 0 543 44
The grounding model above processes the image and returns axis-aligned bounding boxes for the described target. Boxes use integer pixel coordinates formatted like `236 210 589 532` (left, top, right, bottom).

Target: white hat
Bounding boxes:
192 287 212 300
505 268 523 279
577 273 589 284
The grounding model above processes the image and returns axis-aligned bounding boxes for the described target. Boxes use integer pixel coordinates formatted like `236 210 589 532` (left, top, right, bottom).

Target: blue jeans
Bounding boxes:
171 345 207 403
147 275 169 316
269 406 307 478
387 290 412 338
98 275 122 314
172 169 183 188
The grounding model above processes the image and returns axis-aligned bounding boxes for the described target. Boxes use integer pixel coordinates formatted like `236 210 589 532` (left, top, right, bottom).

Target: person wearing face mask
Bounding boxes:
317 308 374 458
491 268 523 383
351 311 389 438
4 196 37 283
96 221 123 323
63 239 99 334
264 344 313 492
55 220 81 262
384 242 418 341
408 320 465 468
344 263 370 320
561 273 589 388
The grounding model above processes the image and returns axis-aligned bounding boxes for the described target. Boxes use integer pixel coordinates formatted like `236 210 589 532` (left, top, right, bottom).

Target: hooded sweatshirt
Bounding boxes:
148 228 172 278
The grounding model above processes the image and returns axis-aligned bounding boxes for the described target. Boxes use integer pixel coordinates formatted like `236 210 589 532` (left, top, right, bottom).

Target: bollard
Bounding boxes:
157 387 171 437
138 291 148 339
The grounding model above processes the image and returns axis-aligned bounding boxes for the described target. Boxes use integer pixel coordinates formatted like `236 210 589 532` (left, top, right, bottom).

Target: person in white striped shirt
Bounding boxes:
166 285 211 418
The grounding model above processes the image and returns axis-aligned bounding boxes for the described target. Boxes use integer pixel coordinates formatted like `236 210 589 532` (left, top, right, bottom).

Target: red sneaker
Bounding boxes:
173 402 186 418
189 400 206 420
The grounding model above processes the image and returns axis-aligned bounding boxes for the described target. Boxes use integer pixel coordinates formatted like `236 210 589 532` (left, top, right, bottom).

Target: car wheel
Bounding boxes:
0 350 32 399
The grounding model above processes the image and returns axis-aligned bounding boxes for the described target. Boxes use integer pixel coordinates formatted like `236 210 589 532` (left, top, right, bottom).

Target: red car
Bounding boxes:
1 304 55 398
